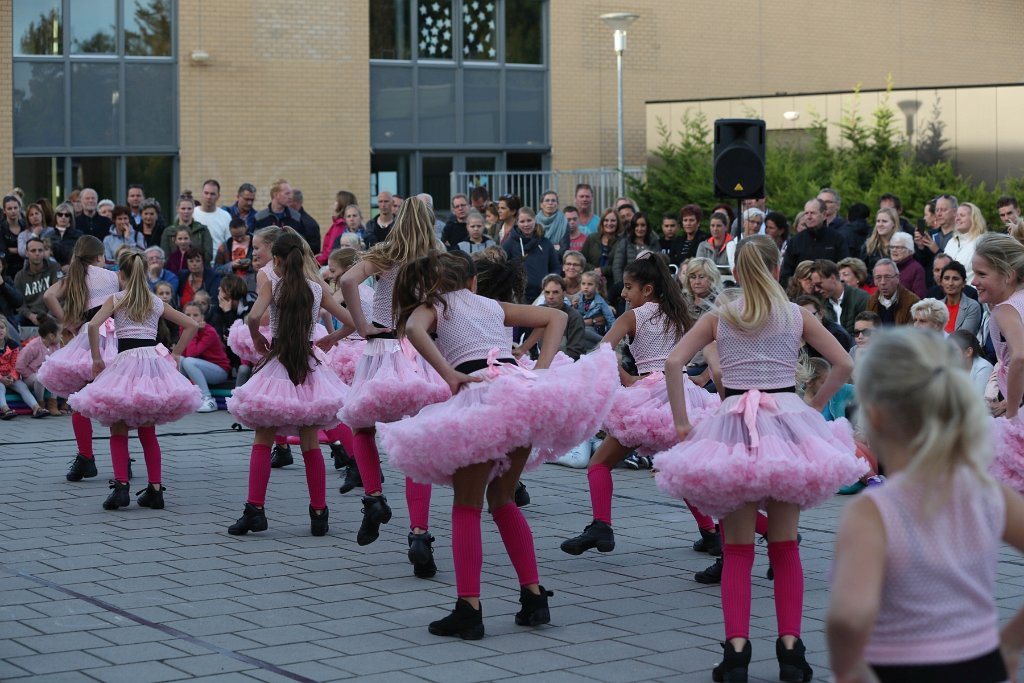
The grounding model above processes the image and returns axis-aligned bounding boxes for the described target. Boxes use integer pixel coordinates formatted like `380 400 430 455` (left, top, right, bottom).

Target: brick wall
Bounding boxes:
549 0 1024 177
177 0 370 232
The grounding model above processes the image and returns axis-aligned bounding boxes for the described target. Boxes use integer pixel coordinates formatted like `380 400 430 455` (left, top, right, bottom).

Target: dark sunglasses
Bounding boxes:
853 328 874 337
56 212 72 217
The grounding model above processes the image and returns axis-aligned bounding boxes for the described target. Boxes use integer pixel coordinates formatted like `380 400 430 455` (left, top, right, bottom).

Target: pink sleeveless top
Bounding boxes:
372 268 398 327
990 288 1024 396
260 262 279 286
434 289 512 368
861 467 1003 665
629 301 682 374
717 300 801 390
112 291 163 340
86 265 120 309
269 279 323 341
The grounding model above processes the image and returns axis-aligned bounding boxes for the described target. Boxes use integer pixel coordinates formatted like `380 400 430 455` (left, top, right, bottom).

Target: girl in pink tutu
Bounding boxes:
973 233 1024 492
655 235 863 681
226 232 354 537
560 251 720 556
38 236 122 482
829 328 1024 683
337 196 450 576
379 252 617 638
68 251 202 511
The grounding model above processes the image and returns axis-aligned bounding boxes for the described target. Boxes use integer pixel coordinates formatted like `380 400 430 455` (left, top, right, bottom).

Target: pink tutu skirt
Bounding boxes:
990 416 1024 492
515 351 575 371
324 338 367 385
654 390 866 518
227 320 329 365
604 373 721 456
379 345 619 485
68 345 202 427
227 357 348 435
37 321 119 397
338 338 451 428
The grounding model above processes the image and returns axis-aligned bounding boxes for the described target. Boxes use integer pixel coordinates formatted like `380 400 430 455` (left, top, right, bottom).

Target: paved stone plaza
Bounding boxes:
3 412 1024 682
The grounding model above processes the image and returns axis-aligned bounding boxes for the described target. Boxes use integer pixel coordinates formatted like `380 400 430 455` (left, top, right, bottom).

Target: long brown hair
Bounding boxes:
623 251 692 338
254 233 316 384
64 235 105 329
393 251 476 338
362 197 439 272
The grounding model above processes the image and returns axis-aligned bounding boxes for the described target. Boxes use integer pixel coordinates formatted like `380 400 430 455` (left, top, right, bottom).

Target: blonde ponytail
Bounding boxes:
718 234 791 332
114 251 154 322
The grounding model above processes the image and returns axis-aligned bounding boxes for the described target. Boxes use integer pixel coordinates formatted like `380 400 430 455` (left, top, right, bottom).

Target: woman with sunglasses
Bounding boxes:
42 202 84 269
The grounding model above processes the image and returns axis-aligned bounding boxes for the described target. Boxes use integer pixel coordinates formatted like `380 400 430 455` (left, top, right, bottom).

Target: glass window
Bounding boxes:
418 68 456 144
505 70 545 145
462 0 496 61
125 63 175 146
463 69 500 143
126 155 175 220
370 0 412 60
421 156 454 211
71 157 118 205
14 0 63 56
14 157 67 208
70 0 118 54
372 153 409 200
417 0 453 60
124 0 173 56
370 66 415 144
71 63 120 147
13 63 66 149
505 0 543 64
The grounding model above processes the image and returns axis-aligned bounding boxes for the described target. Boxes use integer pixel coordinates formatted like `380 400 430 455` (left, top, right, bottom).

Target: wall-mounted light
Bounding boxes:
783 111 800 121
190 50 210 63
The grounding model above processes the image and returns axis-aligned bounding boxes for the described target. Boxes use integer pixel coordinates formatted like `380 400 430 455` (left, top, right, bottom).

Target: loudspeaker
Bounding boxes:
713 119 766 199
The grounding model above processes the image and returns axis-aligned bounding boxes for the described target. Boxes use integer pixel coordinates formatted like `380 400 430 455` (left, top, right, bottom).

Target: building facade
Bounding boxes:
4 0 1022 222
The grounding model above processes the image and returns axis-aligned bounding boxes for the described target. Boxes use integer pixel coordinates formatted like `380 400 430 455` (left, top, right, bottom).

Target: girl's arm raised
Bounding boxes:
43 279 67 323
500 303 567 370
340 261 388 337
162 305 199 362
800 307 854 412
665 314 716 439
87 296 117 377
826 495 886 683
404 304 480 394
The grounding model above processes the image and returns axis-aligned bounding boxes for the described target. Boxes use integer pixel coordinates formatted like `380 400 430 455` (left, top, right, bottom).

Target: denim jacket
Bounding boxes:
574 293 616 335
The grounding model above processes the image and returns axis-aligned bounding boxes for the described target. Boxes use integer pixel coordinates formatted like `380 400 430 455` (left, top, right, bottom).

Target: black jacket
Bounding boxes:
296 208 321 254
780 225 849 286
254 205 303 233
838 219 871 257
75 212 112 240
365 216 393 248
502 228 560 302
441 219 468 251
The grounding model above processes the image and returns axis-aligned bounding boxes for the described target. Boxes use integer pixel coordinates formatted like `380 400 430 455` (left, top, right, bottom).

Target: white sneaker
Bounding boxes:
197 396 218 413
552 439 592 468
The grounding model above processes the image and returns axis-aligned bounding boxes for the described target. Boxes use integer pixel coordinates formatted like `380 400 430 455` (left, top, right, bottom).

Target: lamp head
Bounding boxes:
600 12 639 31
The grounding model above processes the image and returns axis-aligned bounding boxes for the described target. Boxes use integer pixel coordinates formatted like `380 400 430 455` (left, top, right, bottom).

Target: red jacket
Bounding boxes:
183 324 231 373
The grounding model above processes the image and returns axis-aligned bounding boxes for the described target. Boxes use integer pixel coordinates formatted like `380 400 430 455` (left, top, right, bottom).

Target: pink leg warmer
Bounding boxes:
353 431 383 495
452 505 483 598
324 423 355 454
72 412 94 458
588 463 613 524
491 502 539 586
247 444 272 507
721 543 755 641
137 426 161 484
406 478 431 530
768 540 804 638
756 511 769 537
686 499 715 531
274 434 288 446
109 434 130 482
302 448 327 510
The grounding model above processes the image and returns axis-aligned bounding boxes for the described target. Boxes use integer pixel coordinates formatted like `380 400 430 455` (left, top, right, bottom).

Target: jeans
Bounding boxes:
1 378 38 410
179 357 228 398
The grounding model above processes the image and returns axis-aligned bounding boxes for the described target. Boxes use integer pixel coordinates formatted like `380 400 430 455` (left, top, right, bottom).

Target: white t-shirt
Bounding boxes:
194 207 232 254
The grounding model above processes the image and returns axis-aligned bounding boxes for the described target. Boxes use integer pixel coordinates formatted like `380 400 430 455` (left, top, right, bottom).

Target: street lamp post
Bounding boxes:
601 12 639 198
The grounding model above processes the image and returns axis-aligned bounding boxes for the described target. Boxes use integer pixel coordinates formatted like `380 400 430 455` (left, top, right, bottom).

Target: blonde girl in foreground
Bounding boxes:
828 328 1024 683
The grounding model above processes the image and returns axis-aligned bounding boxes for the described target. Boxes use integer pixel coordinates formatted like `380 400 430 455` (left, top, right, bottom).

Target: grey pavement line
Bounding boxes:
0 563 319 683
0 425 252 448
